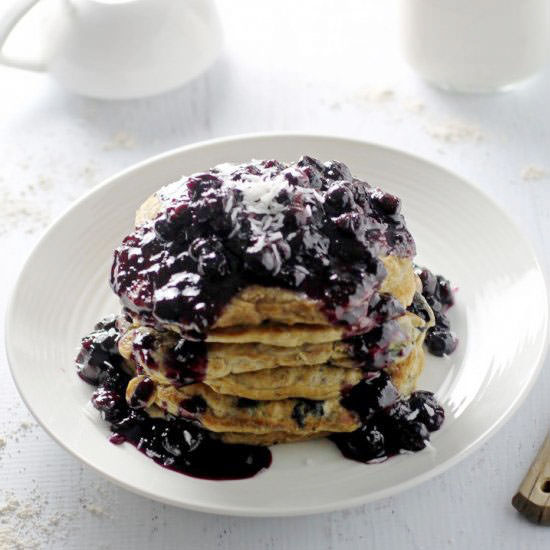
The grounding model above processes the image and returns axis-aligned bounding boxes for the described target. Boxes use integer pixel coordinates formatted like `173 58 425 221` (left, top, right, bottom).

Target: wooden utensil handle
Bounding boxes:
512 433 550 525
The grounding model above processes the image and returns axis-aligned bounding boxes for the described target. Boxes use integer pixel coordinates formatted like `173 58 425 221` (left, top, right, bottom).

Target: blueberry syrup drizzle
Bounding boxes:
128 377 156 409
132 329 208 386
77 317 271 480
330 265 457 463
110 157 416 339
412 266 458 357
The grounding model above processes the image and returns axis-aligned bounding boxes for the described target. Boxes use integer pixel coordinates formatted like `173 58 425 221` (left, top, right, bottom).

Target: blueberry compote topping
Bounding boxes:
77 318 271 480
111 157 415 339
412 266 458 357
330 371 444 462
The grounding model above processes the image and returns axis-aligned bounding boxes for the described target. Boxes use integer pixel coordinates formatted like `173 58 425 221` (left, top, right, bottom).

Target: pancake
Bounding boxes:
385 343 425 396
138 402 330 445
147 381 360 435
128 336 424 401
125 338 427 436
205 338 426 400
208 340 353 373
205 365 364 401
119 308 430 386
206 323 343 346
219 431 329 445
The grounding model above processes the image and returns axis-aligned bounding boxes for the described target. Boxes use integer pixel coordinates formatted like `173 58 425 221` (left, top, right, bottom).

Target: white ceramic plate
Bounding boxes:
6 134 548 517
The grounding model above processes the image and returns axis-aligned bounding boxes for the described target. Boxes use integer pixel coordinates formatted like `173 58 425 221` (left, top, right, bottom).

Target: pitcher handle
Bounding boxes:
0 0 47 71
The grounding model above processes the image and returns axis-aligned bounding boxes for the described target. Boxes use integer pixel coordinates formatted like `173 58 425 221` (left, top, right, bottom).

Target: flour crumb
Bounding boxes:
103 131 136 150
402 98 425 113
19 421 35 431
81 163 98 187
521 165 547 181
84 503 109 518
0 498 19 515
426 119 483 143
353 86 395 104
0 188 51 235
0 438 6 451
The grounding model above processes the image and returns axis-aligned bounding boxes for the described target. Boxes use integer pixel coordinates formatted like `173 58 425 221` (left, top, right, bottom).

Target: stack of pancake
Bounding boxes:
116 192 433 445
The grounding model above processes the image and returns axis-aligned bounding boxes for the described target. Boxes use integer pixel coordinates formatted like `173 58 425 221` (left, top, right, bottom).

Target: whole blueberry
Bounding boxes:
417 267 437 296
324 182 355 213
425 328 458 356
436 275 454 308
323 160 352 181
408 391 445 432
371 190 401 216
397 421 429 452
434 311 451 330
340 373 400 420
331 421 387 462
384 401 429 452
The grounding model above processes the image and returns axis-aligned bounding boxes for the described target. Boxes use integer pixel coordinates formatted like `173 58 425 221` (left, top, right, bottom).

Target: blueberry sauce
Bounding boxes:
128 376 156 409
330 371 444 462
132 329 208 386
412 266 458 357
77 317 271 480
110 157 415 339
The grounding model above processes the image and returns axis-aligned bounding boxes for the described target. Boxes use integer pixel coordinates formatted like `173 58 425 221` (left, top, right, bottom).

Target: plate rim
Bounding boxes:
5 132 549 517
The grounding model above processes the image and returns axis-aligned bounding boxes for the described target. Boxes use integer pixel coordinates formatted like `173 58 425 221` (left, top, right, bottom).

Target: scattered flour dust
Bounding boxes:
521 165 547 181
425 119 484 143
0 159 102 236
0 179 52 236
0 489 69 549
0 419 38 457
353 86 396 103
331 87 487 146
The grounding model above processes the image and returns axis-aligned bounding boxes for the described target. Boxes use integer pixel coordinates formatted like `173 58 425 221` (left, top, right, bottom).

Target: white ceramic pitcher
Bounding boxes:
0 0 223 99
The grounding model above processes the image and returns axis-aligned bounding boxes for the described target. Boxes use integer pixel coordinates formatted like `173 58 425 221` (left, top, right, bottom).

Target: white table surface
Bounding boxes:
1 1 550 548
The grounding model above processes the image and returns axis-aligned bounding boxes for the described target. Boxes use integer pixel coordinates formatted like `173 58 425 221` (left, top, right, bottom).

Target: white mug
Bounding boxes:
400 0 550 93
0 0 223 99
